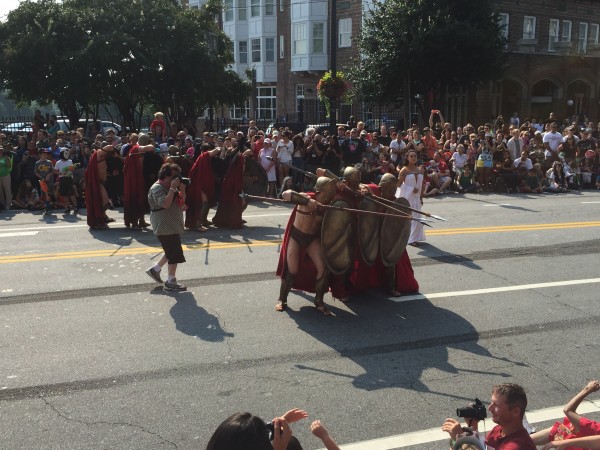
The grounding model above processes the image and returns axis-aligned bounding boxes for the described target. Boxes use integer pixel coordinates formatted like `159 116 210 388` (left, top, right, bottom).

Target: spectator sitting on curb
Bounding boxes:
532 380 600 449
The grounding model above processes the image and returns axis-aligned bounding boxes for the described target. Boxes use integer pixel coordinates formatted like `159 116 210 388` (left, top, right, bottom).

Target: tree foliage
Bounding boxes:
0 0 249 131
348 0 506 108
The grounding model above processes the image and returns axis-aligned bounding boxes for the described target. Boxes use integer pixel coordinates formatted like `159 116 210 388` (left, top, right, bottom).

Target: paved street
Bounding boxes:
1 191 600 449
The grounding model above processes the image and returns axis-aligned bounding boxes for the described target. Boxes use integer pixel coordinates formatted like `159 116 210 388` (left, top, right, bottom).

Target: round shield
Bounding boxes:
321 199 354 275
379 197 411 267
357 197 381 266
242 158 268 196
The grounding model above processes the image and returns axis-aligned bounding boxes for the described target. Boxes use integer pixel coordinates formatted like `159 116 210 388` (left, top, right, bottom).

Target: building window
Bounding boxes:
578 22 588 53
265 0 274 16
257 86 276 120
251 0 260 17
522 16 536 40
224 0 233 22
251 38 261 63
238 41 248 64
339 18 352 47
548 19 559 52
292 22 307 55
237 0 247 20
231 102 250 119
265 37 275 62
562 20 572 41
498 13 509 44
296 84 305 115
312 22 325 53
279 35 284 58
280 0 284 12
591 24 600 44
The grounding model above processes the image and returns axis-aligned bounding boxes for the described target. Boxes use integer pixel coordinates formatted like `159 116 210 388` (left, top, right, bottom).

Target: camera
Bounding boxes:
457 398 487 420
265 422 276 441
175 175 191 186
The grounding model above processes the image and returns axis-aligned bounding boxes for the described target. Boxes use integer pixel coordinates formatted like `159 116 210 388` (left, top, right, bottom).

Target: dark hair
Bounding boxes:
206 412 271 450
403 149 418 166
158 163 182 180
493 383 528 418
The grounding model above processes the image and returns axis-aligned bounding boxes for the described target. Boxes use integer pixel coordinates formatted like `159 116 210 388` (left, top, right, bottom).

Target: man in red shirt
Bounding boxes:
442 383 536 450
425 152 452 194
422 127 439 160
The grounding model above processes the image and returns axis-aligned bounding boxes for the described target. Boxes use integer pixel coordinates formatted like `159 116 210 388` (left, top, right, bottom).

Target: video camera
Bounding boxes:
175 175 191 186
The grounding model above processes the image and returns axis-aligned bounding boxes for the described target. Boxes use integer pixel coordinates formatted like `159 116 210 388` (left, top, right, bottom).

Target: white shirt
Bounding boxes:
451 152 467 168
506 137 524 160
276 140 294 163
543 131 563 156
513 157 533 171
389 139 406 162
54 159 74 177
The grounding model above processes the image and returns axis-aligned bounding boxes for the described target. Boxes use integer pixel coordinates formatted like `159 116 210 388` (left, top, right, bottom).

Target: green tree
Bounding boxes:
349 0 506 112
0 0 248 132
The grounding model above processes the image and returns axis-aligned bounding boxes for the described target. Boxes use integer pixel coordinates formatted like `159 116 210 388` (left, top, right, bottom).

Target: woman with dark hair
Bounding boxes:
398 149 425 246
545 161 569 193
476 134 494 191
206 412 291 450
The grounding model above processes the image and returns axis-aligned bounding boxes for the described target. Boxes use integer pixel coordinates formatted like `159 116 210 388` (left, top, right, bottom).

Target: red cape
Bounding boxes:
212 154 245 229
185 152 216 229
85 151 106 227
123 145 147 227
275 193 320 293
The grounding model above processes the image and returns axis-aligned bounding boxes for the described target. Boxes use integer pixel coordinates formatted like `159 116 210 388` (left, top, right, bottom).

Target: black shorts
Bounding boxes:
157 234 186 264
59 177 75 196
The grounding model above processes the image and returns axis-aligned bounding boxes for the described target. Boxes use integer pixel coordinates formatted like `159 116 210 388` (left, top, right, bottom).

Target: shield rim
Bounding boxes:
321 199 354 275
379 197 411 267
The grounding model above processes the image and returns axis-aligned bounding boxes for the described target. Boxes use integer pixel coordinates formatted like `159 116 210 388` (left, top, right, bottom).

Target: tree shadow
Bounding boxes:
150 289 234 342
283 292 523 396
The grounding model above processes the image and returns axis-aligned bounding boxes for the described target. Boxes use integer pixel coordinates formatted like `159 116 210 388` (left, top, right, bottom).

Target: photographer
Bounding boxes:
0 144 14 210
442 383 536 450
145 163 188 291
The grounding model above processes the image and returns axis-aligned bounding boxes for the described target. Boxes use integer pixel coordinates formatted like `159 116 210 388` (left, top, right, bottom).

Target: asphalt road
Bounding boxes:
1 190 600 449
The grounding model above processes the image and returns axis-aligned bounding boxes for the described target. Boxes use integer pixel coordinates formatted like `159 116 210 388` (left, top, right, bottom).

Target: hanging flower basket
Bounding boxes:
317 71 350 118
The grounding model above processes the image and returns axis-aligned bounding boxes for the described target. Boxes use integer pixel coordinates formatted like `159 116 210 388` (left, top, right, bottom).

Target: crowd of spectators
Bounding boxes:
1 109 599 216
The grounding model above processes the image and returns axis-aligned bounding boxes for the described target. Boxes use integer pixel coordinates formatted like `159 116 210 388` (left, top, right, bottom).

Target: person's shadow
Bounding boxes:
164 292 234 342
286 294 522 396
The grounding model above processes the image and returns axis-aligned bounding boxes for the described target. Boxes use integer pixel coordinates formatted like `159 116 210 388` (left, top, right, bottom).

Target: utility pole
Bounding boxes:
329 0 337 133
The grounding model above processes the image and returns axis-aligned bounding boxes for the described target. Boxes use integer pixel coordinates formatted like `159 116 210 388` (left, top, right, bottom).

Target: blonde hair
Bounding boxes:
154 112 164 118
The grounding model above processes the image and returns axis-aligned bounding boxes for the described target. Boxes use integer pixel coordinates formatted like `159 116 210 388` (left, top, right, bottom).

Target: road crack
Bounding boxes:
38 392 178 448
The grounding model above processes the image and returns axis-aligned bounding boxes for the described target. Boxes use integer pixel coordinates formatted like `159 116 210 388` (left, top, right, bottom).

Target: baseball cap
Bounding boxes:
272 130 279 137
263 138 271 145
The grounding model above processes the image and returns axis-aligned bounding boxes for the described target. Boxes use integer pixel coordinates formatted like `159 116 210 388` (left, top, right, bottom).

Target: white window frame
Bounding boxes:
257 86 276 120
231 102 250 120
265 37 275 62
224 0 234 22
296 84 305 114
338 18 352 48
292 22 307 55
279 0 284 12
548 19 559 52
312 22 325 53
591 24 600 44
251 38 261 63
279 35 284 59
250 0 260 17
522 16 536 40
238 41 248 64
265 0 274 16
498 13 509 41
562 20 572 42
237 0 247 21
578 22 588 53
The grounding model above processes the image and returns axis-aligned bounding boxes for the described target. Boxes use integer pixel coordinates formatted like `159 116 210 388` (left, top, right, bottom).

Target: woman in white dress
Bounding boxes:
397 149 426 246
259 138 277 197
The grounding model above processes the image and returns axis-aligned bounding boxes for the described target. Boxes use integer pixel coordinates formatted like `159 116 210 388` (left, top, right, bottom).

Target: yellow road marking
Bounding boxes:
1 221 599 264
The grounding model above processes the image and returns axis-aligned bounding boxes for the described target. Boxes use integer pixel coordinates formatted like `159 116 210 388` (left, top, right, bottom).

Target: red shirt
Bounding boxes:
485 425 536 450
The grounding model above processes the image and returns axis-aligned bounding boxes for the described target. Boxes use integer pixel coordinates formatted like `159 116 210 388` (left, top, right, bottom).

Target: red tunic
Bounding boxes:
84 151 107 228
212 153 245 229
185 151 216 229
123 145 147 227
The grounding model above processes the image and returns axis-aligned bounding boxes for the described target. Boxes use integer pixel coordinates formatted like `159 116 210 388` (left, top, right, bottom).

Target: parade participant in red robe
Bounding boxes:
185 148 219 231
276 177 337 316
123 134 156 229
212 149 253 229
85 146 111 229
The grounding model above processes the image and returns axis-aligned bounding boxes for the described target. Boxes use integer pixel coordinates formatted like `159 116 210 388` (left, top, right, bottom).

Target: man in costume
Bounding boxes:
212 148 254 229
185 148 220 231
123 133 159 229
357 173 419 295
85 144 112 229
275 177 338 316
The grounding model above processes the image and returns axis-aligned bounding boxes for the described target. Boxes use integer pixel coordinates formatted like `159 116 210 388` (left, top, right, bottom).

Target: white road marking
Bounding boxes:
581 201 600 204
333 402 600 449
482 204 511 207
393 278 600 303
0 231 38 238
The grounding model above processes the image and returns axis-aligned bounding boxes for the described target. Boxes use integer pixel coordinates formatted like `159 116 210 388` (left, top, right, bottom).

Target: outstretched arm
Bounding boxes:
564 380 600 433
311 420 341 450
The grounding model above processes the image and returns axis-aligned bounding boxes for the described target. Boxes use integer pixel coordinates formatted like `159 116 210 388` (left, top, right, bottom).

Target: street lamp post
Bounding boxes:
329 0 337 133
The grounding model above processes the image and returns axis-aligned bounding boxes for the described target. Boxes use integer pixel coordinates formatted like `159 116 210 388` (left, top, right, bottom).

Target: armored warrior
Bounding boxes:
275 176 338 316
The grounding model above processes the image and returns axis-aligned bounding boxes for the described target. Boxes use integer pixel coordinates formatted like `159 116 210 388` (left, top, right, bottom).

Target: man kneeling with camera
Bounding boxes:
442 383 536 450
